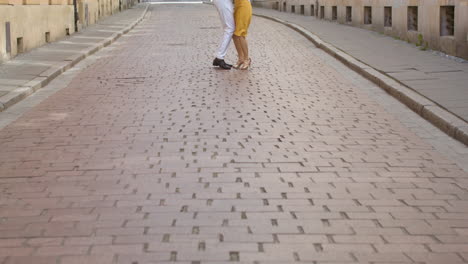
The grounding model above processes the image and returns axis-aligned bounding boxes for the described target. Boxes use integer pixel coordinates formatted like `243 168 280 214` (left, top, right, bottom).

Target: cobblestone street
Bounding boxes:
1 4 468 264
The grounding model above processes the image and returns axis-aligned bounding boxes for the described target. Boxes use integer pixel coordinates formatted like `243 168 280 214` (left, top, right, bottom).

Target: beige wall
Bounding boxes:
0 3 75 62
254 0 468 59
78 0 137 28
0 0 138 63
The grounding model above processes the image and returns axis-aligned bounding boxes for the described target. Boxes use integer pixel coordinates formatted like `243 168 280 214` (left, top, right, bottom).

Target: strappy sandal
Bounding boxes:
240 58 251 70
232 61 244 69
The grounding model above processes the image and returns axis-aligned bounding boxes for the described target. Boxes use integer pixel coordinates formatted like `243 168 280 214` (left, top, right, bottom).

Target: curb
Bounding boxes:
255 13 468 146
0 3 150 113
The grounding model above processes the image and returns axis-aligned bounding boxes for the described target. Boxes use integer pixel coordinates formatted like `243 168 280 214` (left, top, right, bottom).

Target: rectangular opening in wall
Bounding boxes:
17 37 23 54
291 5 295 13
407 6 418 31
45 32 51 43
320 6 324 19
332 6 337 20
5 22 11 54
364 6 372 25
384 6 392 27
311 5 315 16
283 2 286 12
440 6 455 36
300 5 305 15
346 6 352 22
275 2 279 10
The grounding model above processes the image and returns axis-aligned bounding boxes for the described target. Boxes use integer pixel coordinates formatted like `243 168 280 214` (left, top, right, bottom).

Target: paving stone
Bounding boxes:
4 256 60 264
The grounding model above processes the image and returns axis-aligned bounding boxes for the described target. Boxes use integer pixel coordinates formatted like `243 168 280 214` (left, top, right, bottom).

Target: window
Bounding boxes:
440 6 455 36
346 6 352 22
332 6 337 20
17 37 23 53
407 6 418 31
384 7 392 27
364 6 372 25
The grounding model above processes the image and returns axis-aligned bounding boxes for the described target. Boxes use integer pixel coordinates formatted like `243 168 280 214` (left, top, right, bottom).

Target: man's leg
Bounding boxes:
216 1 234 60
213 0 234 69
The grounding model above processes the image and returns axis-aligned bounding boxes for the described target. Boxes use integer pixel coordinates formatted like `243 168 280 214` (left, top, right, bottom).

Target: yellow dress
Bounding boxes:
234 0 252 37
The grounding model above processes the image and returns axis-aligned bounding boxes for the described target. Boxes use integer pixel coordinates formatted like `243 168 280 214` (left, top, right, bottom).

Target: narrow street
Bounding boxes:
0 4 467 264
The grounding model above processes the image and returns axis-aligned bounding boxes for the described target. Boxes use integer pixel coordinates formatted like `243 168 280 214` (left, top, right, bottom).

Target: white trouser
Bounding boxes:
213 0 235 60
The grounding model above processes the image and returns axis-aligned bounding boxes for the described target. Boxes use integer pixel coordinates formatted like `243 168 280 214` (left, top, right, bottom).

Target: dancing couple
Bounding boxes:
212 0 252 70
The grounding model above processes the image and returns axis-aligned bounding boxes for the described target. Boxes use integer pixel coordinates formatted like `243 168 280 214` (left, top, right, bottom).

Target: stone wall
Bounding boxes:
0 0 138 63
253 0 468 60
0 2 74 62
77 0 123 29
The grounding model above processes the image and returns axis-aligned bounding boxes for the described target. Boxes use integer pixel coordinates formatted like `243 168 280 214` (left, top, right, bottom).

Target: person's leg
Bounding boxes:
239 36 251 69
214 0 234 60
233 0 252 69
233 35 244 68
239 36 249 63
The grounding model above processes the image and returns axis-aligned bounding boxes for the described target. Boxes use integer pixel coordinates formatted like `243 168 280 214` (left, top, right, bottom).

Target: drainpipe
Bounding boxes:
73 0 79 32
315 0 318 16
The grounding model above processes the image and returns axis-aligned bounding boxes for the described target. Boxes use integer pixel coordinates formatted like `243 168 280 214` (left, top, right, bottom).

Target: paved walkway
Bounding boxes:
0 4 468 264
253 8 468 123
0 4 147 112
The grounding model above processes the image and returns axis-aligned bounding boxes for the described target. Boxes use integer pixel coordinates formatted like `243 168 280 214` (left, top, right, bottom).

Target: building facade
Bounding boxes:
0 0 138 63
253 0 468 60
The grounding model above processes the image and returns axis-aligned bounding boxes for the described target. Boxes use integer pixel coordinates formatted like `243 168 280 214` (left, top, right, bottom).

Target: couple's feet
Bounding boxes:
213 58 251 70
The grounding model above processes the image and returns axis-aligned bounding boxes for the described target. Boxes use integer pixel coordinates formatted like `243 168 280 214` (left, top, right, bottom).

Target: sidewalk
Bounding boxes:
0 4 149 112
253 8 468 144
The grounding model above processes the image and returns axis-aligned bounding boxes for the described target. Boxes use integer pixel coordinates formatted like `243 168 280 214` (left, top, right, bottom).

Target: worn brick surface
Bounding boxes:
0 4 468 264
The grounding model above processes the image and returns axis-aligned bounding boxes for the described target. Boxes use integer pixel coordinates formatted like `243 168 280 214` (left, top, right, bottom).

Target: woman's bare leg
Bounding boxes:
233 36 244 66
239 36 250 66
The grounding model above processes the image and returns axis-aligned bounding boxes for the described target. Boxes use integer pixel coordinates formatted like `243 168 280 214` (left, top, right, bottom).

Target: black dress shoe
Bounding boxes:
213 58 231 70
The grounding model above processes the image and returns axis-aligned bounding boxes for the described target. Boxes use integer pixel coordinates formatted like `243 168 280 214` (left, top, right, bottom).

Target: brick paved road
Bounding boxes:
1 4 468 264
